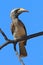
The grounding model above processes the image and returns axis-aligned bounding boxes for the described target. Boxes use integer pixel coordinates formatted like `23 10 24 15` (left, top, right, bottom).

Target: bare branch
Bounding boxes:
0 28 43 65
0 28 9 40
15 51 25 65
0 28 43 49
0 41 12 49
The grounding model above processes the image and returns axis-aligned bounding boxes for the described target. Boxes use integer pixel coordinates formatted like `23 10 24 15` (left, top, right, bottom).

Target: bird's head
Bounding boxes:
10 8 29 19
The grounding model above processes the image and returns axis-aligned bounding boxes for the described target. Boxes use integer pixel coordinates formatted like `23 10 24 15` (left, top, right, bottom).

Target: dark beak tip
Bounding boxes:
27 11 29 12
24 10 29 12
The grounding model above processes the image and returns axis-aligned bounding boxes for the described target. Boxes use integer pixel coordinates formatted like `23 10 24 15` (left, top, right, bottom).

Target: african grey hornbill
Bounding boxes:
10 8 28 57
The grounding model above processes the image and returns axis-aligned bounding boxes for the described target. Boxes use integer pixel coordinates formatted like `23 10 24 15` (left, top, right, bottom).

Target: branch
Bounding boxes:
0 28 43 65
0 28 43 49
0 28 9 40
0 28 25 65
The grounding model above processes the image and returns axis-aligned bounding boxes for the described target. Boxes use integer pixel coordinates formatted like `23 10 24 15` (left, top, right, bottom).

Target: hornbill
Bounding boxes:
10 8 29 57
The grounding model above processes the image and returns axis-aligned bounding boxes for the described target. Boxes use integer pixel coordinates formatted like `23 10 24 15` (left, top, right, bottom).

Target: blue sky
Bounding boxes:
0 0 43 65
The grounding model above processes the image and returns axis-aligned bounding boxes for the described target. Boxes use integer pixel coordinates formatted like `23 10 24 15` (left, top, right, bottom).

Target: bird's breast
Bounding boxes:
13 25 26 40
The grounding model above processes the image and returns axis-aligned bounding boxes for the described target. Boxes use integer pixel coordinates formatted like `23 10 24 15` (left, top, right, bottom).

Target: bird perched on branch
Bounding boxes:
10 8 28 57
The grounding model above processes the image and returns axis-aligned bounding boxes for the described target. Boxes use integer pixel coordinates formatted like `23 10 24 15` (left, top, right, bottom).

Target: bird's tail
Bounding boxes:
19 41 27 57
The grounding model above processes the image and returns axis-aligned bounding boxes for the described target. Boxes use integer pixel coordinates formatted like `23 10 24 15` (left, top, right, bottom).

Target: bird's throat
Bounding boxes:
12 18 18 26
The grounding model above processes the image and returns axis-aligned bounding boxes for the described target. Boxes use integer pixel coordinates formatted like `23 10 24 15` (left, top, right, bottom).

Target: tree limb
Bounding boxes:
0 28 43 49
0 28 25 65
0 28 43 65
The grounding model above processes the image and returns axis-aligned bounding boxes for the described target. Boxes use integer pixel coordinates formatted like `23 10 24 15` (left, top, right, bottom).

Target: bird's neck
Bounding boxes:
11 17 18 24
11 15 18 20
11 16 18 19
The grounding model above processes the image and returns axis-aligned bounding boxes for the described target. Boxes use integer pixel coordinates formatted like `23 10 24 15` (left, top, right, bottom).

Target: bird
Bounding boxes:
10 8 28 57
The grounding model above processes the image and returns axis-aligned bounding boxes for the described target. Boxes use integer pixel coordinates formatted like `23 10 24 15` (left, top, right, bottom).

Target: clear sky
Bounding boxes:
0 0 43 65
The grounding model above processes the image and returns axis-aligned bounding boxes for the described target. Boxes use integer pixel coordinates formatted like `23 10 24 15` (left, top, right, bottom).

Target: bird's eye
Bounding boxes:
15 9 20 13
15 10 18 13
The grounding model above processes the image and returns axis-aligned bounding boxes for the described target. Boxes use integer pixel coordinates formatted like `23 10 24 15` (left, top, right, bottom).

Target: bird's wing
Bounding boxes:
18 19 27 36
18 19 27 45
18 19 27 57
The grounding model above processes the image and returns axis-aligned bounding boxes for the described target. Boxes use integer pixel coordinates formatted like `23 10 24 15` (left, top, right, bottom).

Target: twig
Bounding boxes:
15 51 25 65
0 28 9 40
